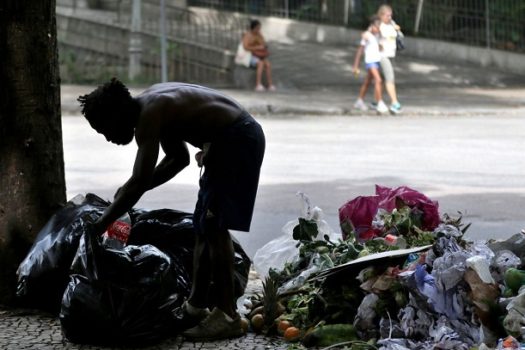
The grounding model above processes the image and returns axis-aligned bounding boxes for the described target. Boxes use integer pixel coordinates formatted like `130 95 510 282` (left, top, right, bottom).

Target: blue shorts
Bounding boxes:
194 112 265 234
365 62 380 70
249 56 260 68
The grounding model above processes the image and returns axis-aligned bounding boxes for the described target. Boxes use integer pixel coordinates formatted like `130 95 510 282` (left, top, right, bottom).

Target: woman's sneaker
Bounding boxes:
353 98 368 111
389 102 402 114
182 307 244 340
376 100 389 114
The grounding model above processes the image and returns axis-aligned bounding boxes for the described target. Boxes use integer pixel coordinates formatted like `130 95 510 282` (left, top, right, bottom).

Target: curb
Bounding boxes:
63 101 525 118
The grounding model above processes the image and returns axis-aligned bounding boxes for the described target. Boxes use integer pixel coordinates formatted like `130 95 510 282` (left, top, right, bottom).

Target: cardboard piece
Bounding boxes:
315 245 432 279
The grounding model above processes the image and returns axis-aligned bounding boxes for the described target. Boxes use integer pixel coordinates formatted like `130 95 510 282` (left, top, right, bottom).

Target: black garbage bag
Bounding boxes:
127 209 252 304
18 193 252 345
16 194 110 312
60 232 183 346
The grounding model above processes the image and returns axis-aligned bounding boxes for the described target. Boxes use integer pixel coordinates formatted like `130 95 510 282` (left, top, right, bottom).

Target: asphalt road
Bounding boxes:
62 112 525 259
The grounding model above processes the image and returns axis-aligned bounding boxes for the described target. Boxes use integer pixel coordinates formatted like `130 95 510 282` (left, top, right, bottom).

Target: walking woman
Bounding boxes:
377 4 402 114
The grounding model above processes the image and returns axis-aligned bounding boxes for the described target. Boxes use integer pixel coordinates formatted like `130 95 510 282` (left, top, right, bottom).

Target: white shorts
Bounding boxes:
380 57 395 83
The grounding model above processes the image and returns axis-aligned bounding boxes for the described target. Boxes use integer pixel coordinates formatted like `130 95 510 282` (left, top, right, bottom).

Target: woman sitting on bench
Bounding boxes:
241 19 276 92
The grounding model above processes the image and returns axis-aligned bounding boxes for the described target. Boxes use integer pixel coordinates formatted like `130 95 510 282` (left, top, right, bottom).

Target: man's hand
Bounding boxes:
88 220 107 237
195 143 210 168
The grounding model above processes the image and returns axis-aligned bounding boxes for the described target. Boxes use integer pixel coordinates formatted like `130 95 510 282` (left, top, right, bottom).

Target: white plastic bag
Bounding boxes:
253 192 340 278
234 42 252 67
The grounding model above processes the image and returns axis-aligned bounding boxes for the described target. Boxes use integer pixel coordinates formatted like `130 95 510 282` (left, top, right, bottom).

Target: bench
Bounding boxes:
232 65 256 90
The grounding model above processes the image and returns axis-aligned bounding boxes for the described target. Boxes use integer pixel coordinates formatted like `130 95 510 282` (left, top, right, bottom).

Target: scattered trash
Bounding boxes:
249 185 525 348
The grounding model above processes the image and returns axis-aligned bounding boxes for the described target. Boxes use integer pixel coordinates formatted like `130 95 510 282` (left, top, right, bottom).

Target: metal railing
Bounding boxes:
188 0 525 52
189 0 348 24
56 0 246 85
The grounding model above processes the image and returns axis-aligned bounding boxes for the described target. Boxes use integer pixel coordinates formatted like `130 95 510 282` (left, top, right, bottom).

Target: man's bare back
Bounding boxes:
136 83 244 148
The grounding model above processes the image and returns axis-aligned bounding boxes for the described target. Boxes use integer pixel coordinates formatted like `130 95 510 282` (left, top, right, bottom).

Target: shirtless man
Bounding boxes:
78 78 265 340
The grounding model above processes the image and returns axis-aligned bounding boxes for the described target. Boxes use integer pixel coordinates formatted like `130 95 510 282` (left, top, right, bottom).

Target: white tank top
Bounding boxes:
360 31 381 64
379 22 398 58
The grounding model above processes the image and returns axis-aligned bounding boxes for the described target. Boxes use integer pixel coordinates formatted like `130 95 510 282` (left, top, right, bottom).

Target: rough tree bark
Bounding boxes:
0 0 66 305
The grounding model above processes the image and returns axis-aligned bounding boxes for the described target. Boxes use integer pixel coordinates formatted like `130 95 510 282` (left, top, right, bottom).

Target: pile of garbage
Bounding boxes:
16 193 251 346
246 185 525 350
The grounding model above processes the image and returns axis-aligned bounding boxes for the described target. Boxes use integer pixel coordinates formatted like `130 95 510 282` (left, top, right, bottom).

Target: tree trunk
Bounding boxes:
0 0 66 305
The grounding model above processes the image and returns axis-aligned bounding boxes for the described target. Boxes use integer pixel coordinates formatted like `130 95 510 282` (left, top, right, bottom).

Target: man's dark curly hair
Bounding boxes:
78 78 137 132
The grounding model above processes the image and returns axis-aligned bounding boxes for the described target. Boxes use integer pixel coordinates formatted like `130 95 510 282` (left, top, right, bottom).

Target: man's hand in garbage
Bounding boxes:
88 220 108 237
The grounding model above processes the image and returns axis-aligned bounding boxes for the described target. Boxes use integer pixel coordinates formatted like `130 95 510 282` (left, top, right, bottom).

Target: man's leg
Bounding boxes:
208 226 236 318
188 233 211 308
183 223 243 340
175 231 211 329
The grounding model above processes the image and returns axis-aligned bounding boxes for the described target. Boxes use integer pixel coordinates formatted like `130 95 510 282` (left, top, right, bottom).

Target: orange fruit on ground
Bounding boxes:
283 326 301 341
278 320 292 334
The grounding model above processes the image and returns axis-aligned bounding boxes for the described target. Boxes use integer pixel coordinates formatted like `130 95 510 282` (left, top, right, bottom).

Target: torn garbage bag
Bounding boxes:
18 192 252 344
60 207 252 345
127 208 251 305
60 231 182 345
16 194 110 312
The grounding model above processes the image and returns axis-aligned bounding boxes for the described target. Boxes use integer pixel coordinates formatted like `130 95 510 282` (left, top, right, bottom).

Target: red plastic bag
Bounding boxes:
376 185 440 231
338 185 440 240
339 195 381 240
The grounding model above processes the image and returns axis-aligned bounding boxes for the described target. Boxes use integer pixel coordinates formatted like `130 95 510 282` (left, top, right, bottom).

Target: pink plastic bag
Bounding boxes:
376 185 440 231
338 185 440 240
339 195 381 240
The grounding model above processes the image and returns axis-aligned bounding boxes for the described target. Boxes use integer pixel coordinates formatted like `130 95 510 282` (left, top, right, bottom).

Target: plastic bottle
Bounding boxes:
101 213 131 249
384 234 407 249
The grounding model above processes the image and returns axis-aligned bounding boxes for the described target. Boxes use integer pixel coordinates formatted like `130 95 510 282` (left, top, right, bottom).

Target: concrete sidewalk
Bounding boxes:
0 272 294 350
62 84 525 118
61 36 525 117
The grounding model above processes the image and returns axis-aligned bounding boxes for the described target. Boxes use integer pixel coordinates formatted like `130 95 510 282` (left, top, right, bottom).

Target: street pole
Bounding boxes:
128 0 142 81
160 0 168 82
485 0 491 49
414 0 424 34
343 0 350 26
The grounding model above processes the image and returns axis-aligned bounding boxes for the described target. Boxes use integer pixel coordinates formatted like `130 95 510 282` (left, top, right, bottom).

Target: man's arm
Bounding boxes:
93 140 159 234
93 106 166 234
148 141 190 190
